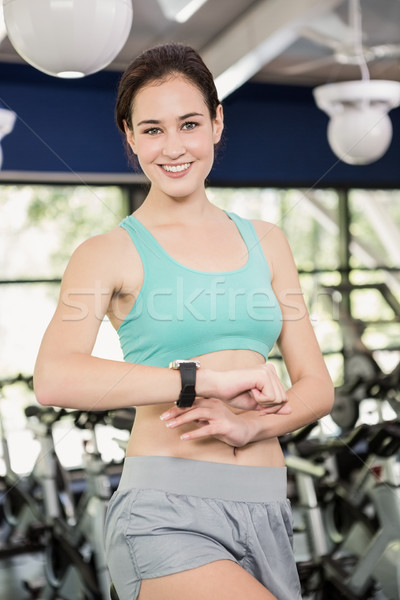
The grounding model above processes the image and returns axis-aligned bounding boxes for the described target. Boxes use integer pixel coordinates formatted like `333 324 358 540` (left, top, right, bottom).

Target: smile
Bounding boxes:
161 163 191 173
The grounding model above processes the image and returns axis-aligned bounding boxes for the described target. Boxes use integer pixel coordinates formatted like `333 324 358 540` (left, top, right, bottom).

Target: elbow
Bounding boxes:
33 363 62 407
33 374 55 407
321 378 335 419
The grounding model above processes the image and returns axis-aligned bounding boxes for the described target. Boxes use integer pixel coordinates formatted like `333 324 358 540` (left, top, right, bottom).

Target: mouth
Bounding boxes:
160 162 192 175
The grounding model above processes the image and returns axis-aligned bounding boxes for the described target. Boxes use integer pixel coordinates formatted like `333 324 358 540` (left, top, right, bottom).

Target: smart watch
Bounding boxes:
169 360 200 407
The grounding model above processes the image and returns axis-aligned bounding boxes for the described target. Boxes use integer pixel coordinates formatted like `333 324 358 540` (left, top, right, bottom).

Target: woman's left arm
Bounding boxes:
161 223 334 445
244 221 334 441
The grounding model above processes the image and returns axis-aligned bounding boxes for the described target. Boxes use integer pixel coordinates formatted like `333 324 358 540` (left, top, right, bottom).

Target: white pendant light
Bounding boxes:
312 0 400 165
3 0 133 78
0 108 16 169
313 80 400 165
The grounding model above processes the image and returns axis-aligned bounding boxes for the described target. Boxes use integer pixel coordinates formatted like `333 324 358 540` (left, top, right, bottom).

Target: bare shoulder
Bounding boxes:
72 222 137 262
251 219 294 280
62 225 135 286
251 219 288 245
70 225 126 260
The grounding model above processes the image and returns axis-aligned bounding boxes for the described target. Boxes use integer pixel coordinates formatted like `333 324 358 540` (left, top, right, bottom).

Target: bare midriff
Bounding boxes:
125 348 285 468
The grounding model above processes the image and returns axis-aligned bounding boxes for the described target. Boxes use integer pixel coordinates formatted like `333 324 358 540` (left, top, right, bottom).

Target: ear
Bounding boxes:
212 104 224 144
123 119 137 154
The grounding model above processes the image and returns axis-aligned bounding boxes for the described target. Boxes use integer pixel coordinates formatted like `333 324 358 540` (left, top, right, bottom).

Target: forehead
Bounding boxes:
132 75 207 116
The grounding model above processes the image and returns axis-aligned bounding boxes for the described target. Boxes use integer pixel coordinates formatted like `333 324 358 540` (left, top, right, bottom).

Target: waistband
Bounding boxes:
117 456 287 502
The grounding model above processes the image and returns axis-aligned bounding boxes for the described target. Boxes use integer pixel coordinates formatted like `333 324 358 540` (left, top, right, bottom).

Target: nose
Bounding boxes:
162 132 185 160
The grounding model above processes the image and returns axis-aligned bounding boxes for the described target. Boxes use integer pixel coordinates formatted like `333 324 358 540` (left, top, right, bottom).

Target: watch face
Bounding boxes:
170 360 200 369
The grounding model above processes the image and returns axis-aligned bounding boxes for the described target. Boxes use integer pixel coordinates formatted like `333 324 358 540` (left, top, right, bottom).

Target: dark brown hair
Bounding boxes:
115 42 221 133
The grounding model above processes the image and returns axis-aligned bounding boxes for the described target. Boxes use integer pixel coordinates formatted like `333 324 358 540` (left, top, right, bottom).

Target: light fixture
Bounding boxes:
0 108 16 169
313 80 400 164
0 4 7 43
3 0 133 79
157 0 208 23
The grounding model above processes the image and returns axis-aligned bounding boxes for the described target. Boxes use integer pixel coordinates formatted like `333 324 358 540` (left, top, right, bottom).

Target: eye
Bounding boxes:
182 121 198 131
144 127 162 135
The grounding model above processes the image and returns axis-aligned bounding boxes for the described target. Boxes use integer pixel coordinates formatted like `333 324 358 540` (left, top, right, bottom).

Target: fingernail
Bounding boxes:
180 433 189 440
160 412 170 421
166 420 177 428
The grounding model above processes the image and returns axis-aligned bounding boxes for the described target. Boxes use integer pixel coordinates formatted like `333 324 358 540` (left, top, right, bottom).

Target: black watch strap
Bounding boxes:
177 362 197 407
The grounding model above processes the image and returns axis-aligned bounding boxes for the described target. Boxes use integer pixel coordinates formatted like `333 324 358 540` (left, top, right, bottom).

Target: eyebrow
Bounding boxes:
136 112 204 127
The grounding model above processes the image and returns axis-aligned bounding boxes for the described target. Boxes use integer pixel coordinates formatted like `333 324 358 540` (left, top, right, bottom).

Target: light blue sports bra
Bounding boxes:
117 211 282 367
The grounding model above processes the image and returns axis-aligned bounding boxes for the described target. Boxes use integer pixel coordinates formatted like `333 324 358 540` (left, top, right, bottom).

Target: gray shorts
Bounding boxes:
104 456 301 600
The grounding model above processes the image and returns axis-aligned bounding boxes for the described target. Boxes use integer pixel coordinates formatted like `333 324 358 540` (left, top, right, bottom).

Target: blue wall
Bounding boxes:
0 62 399 186
219 82 400 187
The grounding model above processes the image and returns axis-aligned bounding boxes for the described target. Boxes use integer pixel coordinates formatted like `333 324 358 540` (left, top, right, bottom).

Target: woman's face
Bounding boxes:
125 75 223 199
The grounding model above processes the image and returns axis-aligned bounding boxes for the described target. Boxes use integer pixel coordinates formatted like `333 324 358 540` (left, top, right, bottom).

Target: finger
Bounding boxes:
180 423 215 441
264 362 277 375
262 363 288 403
257 402 292 415
160 408 186 421
266 366 287 401
255 400 286 411
251 387 287 406
252 373 288 404
269 374 288 403
160 402 200 421
226 392 260 411
251 386 275 404
276 403 292 415
164 407 213 429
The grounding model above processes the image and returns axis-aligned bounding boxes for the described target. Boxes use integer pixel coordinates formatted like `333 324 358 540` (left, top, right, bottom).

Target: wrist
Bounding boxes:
240 411 273 443
196 367 218 399
169 360 200 407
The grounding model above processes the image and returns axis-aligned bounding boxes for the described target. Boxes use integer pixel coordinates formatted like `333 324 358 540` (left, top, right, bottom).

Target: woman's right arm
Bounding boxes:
34 232 289 412
33 232 186 410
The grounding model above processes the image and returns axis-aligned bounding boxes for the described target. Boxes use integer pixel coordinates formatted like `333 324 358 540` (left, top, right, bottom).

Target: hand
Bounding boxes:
160 395 291 446
215 362 289 411
250 363 289 408
160 398 253 447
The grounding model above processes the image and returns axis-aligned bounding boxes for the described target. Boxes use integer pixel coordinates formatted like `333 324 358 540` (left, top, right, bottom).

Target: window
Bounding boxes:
1 183 399 472
208 187 400 386
0 183 128 473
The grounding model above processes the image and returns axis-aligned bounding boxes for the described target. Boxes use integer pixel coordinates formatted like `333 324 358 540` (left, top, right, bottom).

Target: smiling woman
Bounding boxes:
122 76 223 199
34 43 334 600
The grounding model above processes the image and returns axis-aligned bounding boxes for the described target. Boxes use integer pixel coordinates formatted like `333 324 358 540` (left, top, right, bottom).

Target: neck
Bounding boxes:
135 187 218 226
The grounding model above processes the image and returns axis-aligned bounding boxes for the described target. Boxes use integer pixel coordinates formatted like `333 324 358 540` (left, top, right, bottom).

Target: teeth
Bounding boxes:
162 163 191 173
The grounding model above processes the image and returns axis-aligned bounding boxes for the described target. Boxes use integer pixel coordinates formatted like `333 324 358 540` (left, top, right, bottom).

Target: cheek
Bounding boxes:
135 139 160 162
190 132 215 157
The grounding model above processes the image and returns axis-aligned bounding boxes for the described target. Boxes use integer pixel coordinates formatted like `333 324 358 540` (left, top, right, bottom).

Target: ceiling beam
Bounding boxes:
201 0 343 99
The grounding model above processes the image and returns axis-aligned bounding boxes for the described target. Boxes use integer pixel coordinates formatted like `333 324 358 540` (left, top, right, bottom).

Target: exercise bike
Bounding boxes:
28 406 135 600
284 418 400 599
0 375 73 559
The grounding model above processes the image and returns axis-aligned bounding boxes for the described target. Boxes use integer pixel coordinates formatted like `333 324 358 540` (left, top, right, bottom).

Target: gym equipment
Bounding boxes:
0 374 70 558
27 408 128 600
0 378 134 599
284 418 400 599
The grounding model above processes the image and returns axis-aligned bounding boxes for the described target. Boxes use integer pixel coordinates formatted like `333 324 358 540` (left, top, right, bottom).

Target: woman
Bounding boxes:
34 43 334 600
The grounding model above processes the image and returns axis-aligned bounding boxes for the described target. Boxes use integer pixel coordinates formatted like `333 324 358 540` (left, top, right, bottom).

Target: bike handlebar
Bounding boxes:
24 405 135 433
282 420 400 461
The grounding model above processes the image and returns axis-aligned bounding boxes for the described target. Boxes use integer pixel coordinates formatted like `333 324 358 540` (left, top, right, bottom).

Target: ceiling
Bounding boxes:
0 0 399 95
